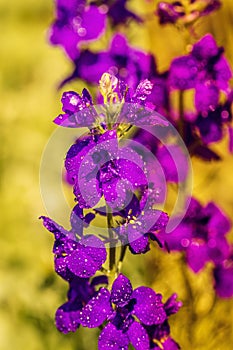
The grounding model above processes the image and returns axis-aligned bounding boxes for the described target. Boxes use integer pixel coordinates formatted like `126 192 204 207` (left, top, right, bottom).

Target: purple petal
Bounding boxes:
192 34 218 61
91 275 108 288
98 323 130 350
164 293 182 316
207 237 230 265
128 229 149 254
110 274 133 307
127 321 149 350
54 255 74 281
55 301 80 333
61 91 84 113
81 5 106 41
214 264 233 298
156 144 189 183
132 287 167 325
50 24 80 60
77 288 111 327
66 248 98 278
195 83 219 113
169 56 198 90
40 216 69 240
70 204 84 235
205 202 231 236
157 223 192 251
79 235 107 267
186 243 209 273
214 56 232 91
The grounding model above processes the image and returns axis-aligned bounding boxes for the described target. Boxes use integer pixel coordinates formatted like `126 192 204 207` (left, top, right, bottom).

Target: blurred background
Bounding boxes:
0 0 233 349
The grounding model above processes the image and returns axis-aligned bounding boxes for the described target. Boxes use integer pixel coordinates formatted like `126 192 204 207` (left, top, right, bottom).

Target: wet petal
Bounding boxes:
132 287 167 325
98 323 130 350
40 216 69 240
128 229 149 254
66 246 101 278
79 235 107 267
55 301 80 334
127 321 149 350
77 288 111 328
70 204 84 235
110 274 133 307
54 255 74 281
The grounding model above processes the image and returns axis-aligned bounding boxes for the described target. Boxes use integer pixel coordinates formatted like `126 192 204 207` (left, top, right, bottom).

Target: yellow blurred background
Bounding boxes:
0 0 233 349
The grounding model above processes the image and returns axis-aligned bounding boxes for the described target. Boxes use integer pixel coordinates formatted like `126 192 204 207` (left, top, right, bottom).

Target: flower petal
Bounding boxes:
77 288 111 328
132 287 167 325
55 301 80 334
127 321 149 350
98 323 129 350
110 274 133 307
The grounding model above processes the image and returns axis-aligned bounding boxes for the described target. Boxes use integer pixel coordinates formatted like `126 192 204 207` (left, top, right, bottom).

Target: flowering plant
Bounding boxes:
40 0 233 348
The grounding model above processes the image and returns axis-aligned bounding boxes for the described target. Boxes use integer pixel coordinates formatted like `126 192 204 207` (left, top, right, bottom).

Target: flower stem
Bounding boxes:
178 90 185 138
106 204 116 272
117 245 127 273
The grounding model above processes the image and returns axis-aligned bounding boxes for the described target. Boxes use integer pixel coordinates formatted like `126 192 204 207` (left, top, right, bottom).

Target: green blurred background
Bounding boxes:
0 1 233 349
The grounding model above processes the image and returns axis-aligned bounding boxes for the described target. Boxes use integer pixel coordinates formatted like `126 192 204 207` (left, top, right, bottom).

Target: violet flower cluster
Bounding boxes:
41 75 182 349
42 0 233 348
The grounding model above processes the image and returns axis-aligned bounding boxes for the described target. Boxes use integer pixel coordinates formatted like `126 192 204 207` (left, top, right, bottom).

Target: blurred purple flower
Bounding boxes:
158 197 231 272
49 0 107 60
62 33 157 88
169 34 232 113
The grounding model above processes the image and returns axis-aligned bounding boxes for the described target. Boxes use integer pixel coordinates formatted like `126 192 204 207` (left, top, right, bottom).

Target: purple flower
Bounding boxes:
55 275 110 333
158 197 231 272
64 129 150 209
169 34 232 113
117 208 169 254
49 0 106 60
62 34 157 88
195 97 232 144
99 274 181 349
40 208 107 279
54 88 97 127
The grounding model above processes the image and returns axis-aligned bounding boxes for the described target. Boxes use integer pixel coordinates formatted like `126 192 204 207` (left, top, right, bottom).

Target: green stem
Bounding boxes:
117 245 127 273
106 204 116 271
178 90 185 139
